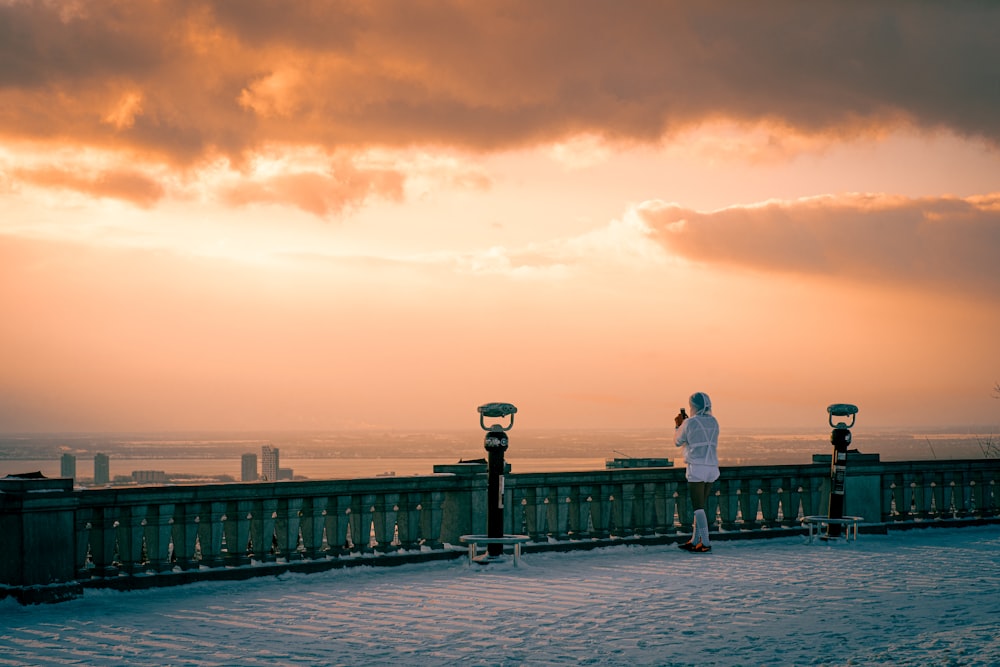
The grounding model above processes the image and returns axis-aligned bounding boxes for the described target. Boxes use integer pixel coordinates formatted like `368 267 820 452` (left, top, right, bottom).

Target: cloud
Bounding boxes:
639 193 1000 300
1 0 997 167
449 208 662 279
220 160 405 216
13 165 165 207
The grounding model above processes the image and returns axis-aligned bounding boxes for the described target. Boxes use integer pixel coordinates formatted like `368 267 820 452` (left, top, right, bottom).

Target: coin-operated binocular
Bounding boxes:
478 402 517 557
825 403 858 538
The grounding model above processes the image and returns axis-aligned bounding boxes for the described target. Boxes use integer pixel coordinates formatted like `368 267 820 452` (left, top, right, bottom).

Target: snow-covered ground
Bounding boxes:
1 525 998 666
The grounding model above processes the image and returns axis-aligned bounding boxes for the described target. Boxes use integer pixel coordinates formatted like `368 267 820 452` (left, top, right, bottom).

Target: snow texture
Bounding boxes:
1 525 998 666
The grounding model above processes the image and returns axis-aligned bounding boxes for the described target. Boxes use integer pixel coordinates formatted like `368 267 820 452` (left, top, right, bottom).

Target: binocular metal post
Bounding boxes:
825 403 858 539
477 402 517 560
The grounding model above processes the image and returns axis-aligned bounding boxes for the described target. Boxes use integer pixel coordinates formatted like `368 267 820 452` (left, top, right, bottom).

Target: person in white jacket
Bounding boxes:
674 391 720 553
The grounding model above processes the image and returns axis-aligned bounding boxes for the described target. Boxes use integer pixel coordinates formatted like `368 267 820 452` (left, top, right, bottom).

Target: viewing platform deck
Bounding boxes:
2 524 998 665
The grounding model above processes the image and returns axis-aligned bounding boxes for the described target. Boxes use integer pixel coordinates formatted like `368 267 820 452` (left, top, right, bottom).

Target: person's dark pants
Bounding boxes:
689 481 712 511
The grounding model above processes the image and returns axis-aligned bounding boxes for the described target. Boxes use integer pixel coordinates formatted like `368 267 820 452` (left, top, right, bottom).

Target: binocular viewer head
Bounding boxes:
827 403 858 429
478 402 518 432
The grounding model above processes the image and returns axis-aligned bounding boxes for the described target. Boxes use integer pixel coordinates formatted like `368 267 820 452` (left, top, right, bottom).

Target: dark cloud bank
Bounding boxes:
0 1 997 161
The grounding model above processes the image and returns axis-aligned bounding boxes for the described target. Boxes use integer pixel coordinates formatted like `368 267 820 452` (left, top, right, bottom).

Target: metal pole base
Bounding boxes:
472 553 507 565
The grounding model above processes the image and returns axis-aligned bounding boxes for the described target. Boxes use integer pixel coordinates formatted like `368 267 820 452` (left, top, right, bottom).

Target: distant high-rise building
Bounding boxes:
241 453 258 482
60 453 76 479
261 445 279 482
94 453 110 485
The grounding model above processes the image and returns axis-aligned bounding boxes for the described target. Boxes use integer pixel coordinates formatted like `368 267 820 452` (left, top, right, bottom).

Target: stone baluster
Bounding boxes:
420 491 439 548
753 479 768 528
553 485 574 539
75 505 95 579
898 474 916 521
95 507 124 576
715 478 739 531
589 487 610 539
930 473 947 519
122 505 146 574
933 475 950 519
619 483 639 537
169 503 190 570
262 498 278 563
195 502 225 568
522 486 543 541
536 486 559 540
321 495 344 555
362 494 379 551
803 473 826 520
244 499 263 561
374 492 400 552
296 497 319 558
243 500 263 561
704 482 721 532
256 499 276 561
931 473 949 519
607 483 625 538
108 506 129 574
539 493 555 539
775 478 796 526
183 503 206 567
941 473 962 518
661 481 681 534
758 479 780 529
637 482 658 536
177 503 195 567
345 495 364 552
883 476 899 522
912 472 935 519
966 475 982 517
960 473 977 518
509 489 529 537
221 500 251 566
573 487 594 538
652 481 671 535
394 492 419 550
148 503 176 572
949 477 963 518
735 480 758 530
972 472 996 518
976 470 997 518
273 497 303 560
675 483 692 532
621 483 639 537
422 490 446 549
784 480 804 525
323 495 346 554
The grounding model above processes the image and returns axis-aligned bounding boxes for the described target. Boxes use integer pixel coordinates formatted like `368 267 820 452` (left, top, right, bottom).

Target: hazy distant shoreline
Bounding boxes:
2 427 992 481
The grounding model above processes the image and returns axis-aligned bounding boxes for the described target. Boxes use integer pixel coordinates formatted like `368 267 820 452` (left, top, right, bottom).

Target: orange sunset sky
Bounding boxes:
2 1 999 434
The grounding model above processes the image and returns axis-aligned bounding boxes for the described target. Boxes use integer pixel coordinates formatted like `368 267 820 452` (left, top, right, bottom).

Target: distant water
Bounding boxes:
0 428 992 482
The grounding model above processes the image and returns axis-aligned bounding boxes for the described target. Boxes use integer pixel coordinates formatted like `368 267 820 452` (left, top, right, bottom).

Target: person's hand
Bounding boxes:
674 412 686 428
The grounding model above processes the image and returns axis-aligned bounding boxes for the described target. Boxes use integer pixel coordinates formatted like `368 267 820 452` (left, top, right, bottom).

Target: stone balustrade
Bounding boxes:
2 457 998 603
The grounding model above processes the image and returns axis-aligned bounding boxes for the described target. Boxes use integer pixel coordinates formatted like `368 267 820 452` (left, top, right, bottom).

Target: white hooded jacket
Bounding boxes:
674 391 720 469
